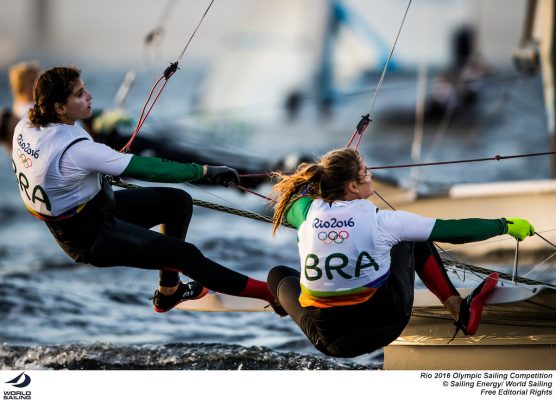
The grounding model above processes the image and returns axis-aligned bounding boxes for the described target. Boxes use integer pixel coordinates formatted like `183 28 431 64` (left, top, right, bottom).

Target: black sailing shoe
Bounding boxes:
152 281 209 313
449 272 498 341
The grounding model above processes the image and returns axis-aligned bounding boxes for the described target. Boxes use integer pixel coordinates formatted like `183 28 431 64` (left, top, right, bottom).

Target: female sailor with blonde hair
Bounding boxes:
268 148 534 357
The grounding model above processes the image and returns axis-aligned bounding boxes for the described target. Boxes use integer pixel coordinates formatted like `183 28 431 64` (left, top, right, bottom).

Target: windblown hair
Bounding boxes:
270 148 363 235
29 66 81 127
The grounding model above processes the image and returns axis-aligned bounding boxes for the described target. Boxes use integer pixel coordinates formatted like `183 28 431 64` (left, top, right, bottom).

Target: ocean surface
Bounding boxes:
0 66 555 370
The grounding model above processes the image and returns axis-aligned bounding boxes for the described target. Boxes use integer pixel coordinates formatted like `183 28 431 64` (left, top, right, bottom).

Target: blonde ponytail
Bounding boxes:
270 148 363 234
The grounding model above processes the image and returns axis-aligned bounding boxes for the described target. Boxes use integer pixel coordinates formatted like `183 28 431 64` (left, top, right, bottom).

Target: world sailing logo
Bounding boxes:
3 372 32 400
5 373 31 388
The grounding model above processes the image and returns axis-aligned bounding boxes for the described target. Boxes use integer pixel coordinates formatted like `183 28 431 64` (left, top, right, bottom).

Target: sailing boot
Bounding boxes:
152 281 209 313
452 272 499 338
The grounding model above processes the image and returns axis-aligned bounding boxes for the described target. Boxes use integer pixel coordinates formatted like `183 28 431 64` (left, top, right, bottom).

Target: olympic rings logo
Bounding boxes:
17 149 33 168
317 230 349 244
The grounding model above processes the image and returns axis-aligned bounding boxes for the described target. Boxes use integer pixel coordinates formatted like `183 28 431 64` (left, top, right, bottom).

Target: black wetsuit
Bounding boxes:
46 178 252 294
267 242 455 358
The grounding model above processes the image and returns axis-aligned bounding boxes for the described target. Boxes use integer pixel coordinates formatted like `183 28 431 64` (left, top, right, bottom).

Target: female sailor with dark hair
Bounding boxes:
268 148 535 357
12 66 278 313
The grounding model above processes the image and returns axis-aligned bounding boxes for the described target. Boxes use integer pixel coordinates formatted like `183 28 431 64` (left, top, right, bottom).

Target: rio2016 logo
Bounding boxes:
317 230 349 244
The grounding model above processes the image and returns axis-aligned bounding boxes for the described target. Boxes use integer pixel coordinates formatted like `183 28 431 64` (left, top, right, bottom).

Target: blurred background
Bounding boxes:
1 0 554 369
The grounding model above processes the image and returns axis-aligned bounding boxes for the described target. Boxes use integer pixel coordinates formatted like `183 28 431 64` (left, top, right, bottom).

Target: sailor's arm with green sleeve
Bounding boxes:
381 211 535 244
284 196 535 243
429 217 535 243
121 155 204 182
429 218 507 243
120 155 240 185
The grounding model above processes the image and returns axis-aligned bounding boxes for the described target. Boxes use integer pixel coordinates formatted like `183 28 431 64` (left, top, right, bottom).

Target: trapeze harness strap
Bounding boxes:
12 120 101 221
297 199 392 308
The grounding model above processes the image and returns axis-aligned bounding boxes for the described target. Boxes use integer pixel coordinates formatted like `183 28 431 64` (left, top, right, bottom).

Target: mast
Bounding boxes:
538 0 556 177
514 0 556 177
544 0 556 177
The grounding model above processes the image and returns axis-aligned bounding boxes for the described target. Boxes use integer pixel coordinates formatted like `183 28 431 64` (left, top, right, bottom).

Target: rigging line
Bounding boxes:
522 251 556 279
442 259 552 287
241 149 556 179
120 75 171 153
182 182 275 224
366 0 412 117
120 1 215 153
110 180 552 288
418 73 531 179
372 190 397 211
366 150 556 170
345 0 413 150
535 232 556 250
439 228 556 253
230 183 272 201
112 179 293 228
176 0 215 62
371 187 471 278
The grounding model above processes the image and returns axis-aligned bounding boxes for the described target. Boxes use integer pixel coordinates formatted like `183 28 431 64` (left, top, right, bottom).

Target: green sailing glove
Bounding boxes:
506 218 535 241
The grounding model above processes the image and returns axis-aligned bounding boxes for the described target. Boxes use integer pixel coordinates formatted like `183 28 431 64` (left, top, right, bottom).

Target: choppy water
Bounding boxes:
0 67 554 370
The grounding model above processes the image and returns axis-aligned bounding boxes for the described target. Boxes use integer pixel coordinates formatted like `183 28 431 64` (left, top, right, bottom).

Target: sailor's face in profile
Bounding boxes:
56 79 93 124
357 162 374 198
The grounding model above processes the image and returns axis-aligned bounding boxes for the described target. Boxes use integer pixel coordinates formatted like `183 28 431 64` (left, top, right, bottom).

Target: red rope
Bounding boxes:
345 114 372 150
231 183 273 201
120 65 178 153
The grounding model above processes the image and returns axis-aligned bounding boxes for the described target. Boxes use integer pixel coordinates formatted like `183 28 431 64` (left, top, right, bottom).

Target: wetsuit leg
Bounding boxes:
88 217 272 301
267 266 332 354
114 187 191 287
47 184 273 302
317 242 415 357
414 241 459 302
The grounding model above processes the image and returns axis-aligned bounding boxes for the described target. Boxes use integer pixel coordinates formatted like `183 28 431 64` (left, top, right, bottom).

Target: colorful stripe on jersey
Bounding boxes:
25 202 87 221
299 270 391 308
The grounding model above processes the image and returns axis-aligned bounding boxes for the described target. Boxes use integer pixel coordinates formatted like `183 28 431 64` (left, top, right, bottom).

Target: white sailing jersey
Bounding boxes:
297 198 436 307
12 118 131 219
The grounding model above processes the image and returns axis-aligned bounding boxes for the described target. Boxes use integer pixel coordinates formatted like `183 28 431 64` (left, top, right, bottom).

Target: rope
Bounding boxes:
238 149 556 179
366 0 412 118
536 232 556 250
111 179 292 228
442 259 553 287
120 0 215 153
176 0 215 62
345 0 413 150
120 73 174 153
111 178 555 287
366 151 556 171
